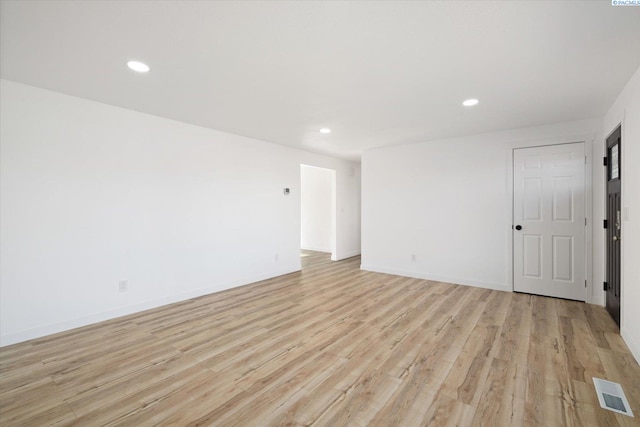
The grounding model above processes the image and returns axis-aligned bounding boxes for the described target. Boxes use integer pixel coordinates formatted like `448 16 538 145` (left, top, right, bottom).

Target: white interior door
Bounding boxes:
513 143 586 301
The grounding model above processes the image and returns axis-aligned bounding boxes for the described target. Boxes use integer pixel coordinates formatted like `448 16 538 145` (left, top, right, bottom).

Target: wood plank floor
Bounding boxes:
1 251 639 426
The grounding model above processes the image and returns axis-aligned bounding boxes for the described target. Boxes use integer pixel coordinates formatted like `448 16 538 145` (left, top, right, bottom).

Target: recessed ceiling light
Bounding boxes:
127 61 150 73
320 128 331 134
463 98 479 107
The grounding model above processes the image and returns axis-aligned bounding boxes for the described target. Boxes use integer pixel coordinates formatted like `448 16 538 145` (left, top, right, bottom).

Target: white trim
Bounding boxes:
360 264 510 292
301 246 332 253
619 116 627 357
334 250 361 261
585 139 595 303
622 327 640 365
331 169 337 260
0 267 300 347
507 146 515 292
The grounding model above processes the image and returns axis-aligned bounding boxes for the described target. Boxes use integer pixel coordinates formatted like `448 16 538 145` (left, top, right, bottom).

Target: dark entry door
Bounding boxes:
605 126 621 326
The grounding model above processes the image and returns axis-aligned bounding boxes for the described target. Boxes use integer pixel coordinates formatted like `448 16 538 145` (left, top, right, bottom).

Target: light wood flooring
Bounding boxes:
1 251 639 426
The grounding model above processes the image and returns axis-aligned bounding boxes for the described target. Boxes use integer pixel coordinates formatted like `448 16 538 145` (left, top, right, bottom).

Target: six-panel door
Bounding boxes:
513 143 586 301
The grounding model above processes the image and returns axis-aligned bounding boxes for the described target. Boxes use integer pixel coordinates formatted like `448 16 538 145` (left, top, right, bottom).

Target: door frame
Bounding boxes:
506 139 594 302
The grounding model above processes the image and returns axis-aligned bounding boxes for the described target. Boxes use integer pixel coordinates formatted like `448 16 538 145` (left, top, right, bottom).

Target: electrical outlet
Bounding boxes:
275 253 279 262
119 280 128 292
411 254 416 262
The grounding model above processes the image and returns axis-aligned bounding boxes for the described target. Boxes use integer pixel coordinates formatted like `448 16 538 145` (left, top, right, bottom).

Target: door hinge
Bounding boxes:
604 282 608 291
585 280 587 288
585 218 587 226
585 156 587 165
604 219 608 229
603 156 608 166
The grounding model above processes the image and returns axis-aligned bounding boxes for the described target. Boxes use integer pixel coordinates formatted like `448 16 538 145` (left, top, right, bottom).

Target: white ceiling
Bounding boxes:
2 1 640 161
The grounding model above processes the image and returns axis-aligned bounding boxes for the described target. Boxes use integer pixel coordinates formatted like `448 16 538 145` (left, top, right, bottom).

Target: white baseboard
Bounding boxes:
360 264 510 293
301 245 332 253
334 250 361 261
590 293 605 306
621 327 640 365
0 266 300 347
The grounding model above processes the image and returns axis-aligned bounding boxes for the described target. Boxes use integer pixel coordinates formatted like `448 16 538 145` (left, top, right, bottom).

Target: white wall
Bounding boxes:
362 118 603 297
301 165 335 253
0 79 361 346
603 66 640 363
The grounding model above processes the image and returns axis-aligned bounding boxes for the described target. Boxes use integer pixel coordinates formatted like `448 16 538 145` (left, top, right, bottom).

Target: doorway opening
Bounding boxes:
300 165 337 265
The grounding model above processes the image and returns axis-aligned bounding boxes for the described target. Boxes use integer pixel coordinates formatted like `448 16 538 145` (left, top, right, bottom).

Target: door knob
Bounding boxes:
614 235 620 241
515 225 522 230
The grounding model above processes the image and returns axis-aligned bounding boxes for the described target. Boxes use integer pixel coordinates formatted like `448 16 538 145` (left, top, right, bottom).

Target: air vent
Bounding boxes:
593 378 634 417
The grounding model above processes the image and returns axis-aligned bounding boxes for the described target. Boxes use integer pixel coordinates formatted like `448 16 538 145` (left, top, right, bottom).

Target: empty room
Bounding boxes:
1 1 640 426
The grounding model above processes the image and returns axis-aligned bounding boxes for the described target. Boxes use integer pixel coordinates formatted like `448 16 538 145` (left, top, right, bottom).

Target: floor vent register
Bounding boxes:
593 377 634 417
